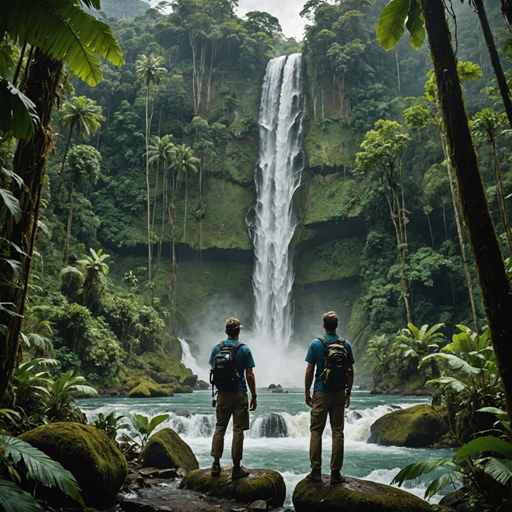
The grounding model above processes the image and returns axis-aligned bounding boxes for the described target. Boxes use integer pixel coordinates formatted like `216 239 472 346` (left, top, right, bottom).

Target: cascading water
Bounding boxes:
248 53 304 350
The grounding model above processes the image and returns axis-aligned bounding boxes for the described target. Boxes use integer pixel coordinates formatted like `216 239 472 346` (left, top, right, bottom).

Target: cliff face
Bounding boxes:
113 59 369 349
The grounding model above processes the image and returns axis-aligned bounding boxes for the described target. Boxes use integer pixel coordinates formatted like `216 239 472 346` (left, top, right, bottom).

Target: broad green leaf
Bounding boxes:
0 188 22 222
0 78 38 140
148 414 170 433
71 384 99 397
422 353 482 376
391 458 456 486
0 478 43 512
1 168 28 192
455 436 512 460
0 0 125 87
0 435 84 506
483 457 512 485
406 0 424 50
3 258 22 277
424 470 464 500
425 376 467 393
477 407 508 417
377 0 411 51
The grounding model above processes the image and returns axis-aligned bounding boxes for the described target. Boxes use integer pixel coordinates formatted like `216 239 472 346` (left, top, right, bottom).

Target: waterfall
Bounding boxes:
178 338 209 382
248 53 304 350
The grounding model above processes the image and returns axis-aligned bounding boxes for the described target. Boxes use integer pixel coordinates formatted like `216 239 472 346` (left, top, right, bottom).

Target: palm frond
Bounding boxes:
391 458 456 486
0 478 43 512
0 435 84 506
455 436 512 459
482 457 512 485
425 470 465 500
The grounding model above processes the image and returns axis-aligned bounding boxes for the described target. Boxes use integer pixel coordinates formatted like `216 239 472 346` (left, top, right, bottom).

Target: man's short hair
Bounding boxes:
322 311 339 331
225 317 241 335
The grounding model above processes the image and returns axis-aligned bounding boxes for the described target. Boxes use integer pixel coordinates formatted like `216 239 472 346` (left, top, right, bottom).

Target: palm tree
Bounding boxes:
55 96 105 201
77 248 110 309
172 144 199 243
135 54 166 288
0 0 123 403
147 134 175 269
63 145 101 266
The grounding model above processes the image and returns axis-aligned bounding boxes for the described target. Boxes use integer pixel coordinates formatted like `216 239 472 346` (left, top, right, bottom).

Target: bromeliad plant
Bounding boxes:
0 433 84 512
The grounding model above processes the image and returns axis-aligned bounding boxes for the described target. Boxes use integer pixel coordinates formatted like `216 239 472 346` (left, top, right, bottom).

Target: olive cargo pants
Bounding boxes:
211 391 250 461
310 390 346 471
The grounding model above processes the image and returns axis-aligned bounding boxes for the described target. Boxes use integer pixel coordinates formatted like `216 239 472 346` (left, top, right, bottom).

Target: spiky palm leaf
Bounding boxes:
0 435 84 506
422 353 482 377
424 469 465 500
391 457 457 486
482 457 512 485
455 436 512 460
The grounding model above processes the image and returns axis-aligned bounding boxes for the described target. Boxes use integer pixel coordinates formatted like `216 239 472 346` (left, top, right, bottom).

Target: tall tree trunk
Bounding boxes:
491 141 512 255
63 181 76 266
56 120 75 202
474 0 512 130
441 136 480 333
183 174 188 243
0 50 62 403
145 85 152 289
421 0 512 419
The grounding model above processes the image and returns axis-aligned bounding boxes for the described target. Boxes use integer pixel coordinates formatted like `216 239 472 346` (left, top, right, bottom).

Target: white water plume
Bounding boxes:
248 53 304 354
178 338 209 382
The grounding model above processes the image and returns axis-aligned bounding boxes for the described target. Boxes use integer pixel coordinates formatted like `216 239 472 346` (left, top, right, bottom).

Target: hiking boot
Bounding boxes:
211 462 222 477
232 466 250 480
306 468 322 482
330 470 344 484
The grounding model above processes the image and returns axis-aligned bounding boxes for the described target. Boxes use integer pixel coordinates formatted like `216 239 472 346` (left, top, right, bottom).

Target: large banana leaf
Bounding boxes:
0 479 42 512
0 435 84 506
0 0 124 86
405 0 424 50
377 0 410 50
422 353 482 376
455 436 512 460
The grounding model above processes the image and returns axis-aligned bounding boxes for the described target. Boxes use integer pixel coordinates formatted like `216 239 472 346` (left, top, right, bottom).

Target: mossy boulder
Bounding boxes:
139 428 199 471
19 422 127 508
181 374 198 388
293 476 434 512
180 468 285 507
128 381 170 398
368 404 448 448
174 383 194 393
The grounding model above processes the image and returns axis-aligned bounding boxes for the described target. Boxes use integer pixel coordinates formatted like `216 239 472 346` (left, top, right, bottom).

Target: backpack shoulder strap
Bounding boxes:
218 341 226 349
233 342 244 351
318 335 329 347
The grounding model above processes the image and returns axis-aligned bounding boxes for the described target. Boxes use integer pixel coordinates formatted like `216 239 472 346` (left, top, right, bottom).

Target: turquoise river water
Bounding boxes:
79 390 454 506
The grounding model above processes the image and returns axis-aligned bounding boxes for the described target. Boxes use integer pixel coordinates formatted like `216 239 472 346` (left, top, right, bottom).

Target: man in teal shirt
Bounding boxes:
209 317 257 480
305 311 355 484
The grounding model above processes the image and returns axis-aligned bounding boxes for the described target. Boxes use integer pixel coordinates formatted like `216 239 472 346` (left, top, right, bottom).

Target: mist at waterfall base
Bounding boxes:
80 391 454 506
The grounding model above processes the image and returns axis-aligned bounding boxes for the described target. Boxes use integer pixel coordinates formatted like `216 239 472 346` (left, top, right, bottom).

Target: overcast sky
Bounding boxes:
237 0 307 40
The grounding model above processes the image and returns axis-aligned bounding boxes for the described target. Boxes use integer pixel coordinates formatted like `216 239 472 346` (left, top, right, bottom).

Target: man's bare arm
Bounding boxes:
305 363 315 407
346 364 354 407
246 367 257 411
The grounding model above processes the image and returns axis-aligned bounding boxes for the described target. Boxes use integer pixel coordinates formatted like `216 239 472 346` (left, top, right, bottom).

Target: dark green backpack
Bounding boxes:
318 335 349 392
210 341 244 392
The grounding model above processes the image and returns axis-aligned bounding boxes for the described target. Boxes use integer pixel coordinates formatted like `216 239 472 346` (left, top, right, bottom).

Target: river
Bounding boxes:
79 390 454 507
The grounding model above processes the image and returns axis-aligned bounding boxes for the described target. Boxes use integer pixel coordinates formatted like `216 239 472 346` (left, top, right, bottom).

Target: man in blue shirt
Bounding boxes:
209 317 257 480
305 311 355 484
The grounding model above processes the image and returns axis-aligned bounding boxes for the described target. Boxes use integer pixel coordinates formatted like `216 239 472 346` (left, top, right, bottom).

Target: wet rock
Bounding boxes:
367 404 449 448
174 384 194 393
267 384 277 390
249 499 268 510
158 468 178 479
140 428 199 471
259 413 288 438
174 410 191 418
19 422 127 509
194 379 210 390
129 381 171 398
292 475 434 512
180 467 285 507
181 375 198 388
177 467 187 478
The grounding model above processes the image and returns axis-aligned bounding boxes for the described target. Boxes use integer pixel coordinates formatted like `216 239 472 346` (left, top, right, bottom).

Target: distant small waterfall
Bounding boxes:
178 338 208 381
248 53 304 349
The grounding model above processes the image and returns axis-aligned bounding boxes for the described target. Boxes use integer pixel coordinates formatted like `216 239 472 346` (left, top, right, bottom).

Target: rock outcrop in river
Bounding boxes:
292 476 434 512
367 403 449 448
180 467 286 507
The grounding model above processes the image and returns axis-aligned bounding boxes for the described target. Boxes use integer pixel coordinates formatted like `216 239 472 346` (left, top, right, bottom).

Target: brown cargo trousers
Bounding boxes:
310 390 346 471
211 391 250 461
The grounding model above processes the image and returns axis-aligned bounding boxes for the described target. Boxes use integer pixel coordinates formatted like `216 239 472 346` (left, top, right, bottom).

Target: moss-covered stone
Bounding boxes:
368 404 448 448
19 423 127 509
180 468 285 507
293 476 434 512
140 428 199 471
128 381 170 398
174 384 194 393
181 374 198 388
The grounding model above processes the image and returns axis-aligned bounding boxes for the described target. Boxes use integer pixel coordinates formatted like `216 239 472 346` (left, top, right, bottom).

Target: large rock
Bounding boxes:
293 476 434 512
140 428 199 471
180 467 286 507
367 404 448 448
128 381 170 398
19 422 127 508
